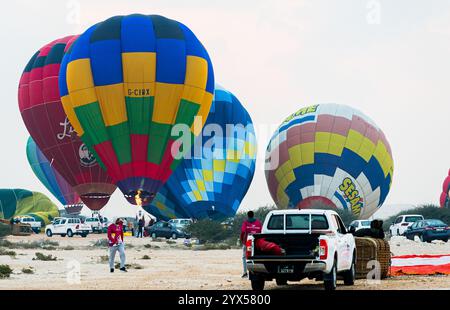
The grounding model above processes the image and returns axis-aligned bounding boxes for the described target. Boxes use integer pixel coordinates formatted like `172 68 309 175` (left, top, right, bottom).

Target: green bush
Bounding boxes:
21 267 33 274
383 204 450 231
0 265 13 279
33 252 57 261
185 219 233 244
0 248 16 257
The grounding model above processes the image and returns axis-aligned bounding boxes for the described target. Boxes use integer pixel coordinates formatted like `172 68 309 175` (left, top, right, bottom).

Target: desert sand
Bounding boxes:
0 234 449 290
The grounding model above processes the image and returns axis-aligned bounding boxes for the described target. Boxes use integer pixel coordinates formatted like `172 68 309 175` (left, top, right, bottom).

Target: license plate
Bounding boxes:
278 265 294 274
436 229 444 232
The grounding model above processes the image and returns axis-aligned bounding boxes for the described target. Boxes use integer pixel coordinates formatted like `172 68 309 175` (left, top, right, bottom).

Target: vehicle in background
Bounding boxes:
45 217 90 238
348 220 371 232
404 219 450 242
17 216 41 233
84 217 103 233
146 221 191 240
246 209 356 291
389 215 424 236
168 218 193 231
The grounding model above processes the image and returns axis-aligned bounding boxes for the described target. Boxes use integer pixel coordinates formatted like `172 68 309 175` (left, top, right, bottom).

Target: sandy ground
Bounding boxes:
1 233 450 290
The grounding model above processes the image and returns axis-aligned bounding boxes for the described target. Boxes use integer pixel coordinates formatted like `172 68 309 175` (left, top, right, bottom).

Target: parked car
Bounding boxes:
84 217 103 233
389 214 424 236
45 217 90 238
146 221 191 240
348 220 371 232
168 218 193 231
17 216 41 233
404 219 450 242
246 209 356 291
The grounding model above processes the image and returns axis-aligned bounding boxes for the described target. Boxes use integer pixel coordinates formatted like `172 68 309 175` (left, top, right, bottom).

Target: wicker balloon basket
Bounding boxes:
355 237 391 279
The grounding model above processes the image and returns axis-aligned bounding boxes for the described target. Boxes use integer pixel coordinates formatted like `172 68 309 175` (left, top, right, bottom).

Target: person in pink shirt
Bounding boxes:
240 211 262 278
107 218 127 273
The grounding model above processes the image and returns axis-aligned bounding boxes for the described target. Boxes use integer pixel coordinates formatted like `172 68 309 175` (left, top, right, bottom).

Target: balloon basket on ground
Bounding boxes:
355 237 391 279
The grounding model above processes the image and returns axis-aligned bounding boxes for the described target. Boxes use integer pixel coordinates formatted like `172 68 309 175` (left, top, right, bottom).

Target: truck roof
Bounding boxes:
268 209 339 216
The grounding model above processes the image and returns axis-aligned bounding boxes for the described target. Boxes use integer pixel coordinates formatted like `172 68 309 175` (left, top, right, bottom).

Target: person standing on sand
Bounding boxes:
240 211 262 278
107 218 127 273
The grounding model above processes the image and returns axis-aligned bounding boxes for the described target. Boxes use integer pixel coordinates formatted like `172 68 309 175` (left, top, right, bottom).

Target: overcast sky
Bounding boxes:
1 0 449 219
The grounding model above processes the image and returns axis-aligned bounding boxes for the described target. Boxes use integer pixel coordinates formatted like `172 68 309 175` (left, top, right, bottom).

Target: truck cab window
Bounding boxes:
267 215 284 230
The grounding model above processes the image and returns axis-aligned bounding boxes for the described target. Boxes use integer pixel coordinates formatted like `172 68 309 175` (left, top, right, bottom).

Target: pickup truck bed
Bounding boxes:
251 233 320 259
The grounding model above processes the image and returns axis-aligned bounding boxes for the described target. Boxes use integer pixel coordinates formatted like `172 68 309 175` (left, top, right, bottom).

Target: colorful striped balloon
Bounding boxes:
26 137 81 207
18 36 117 211
59 14 215 205
145 85 256 220
440 169 450 208
265 104 394 219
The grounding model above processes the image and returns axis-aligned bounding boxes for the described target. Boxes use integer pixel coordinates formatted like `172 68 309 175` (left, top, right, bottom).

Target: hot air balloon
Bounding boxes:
145 85 256 220
59 14 215 206
143 186 194 221
265 103 394 219
18 36 117 211
440 169 450 208
26 136 81 207
0 188 59 225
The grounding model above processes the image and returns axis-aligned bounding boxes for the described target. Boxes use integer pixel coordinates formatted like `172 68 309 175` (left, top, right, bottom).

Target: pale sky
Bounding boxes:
0 0 449 219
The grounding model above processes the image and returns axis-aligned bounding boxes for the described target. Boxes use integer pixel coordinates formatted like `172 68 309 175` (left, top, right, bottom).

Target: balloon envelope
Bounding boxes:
0 188 59 225
265 104 394 219
18 36 117 211
26 137 81 206
59 14 215 205
146 85 256 220
440 169 450 208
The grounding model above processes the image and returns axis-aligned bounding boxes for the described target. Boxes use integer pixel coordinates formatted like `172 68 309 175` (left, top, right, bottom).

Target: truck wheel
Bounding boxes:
251 276 265 291
275 278 287 286
343 255 356 285
60 234 66 237
324 259 337 291
46 230 53 237
81 234 87 238
172 233 178 240
151 233 157 239
67 229 74 238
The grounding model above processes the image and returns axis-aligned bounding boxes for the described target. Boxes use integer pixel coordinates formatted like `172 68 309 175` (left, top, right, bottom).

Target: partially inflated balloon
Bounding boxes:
0 189 59 225
59 14 215 205
265 104 394 219
18 36 117 211
146 85 256 220
26 137 81 207
440 169 450 208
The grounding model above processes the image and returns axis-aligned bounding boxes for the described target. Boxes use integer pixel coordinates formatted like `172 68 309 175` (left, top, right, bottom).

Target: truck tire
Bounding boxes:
343 254 356 286
46 230 53 237
324 259 337 291
172 233 178 240
151 233 157 239
61 234 66 237
81 234 87 238
251 276 265 291
276 278 288 286
67 229 74 238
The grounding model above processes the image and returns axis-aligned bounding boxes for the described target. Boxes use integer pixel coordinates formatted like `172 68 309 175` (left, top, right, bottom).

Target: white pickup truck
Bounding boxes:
246 209 356 290
17 216 42 233
45 217 90 238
